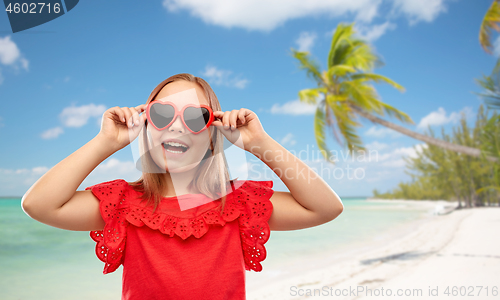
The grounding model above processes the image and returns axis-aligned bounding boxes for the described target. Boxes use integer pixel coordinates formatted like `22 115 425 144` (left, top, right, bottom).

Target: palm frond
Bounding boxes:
326 64 356 80
343 40 380 71
328 23 356 69
480 0 500 54
326 97 365 153
476 75 500 109
350 73 405 92
314 106 336 163
325 103 344 145
340 80 378 109
475 57 500 110
298 87 325 105
290 48 324 85
368 98 415 124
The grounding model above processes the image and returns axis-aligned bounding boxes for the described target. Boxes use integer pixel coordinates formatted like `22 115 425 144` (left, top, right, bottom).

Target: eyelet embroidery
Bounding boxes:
87 179 274 274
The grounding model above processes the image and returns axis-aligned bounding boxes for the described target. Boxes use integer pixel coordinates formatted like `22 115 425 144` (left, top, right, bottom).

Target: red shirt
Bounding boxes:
86 179 274 300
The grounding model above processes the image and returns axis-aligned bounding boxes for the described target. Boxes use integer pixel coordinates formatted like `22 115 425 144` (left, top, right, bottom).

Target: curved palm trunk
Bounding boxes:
349 105 499 163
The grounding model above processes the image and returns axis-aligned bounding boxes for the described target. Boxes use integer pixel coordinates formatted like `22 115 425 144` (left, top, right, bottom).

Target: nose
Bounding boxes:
168 115 186 133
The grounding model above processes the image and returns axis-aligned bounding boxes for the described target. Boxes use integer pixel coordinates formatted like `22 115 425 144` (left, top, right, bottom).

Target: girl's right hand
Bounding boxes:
97 104 148 151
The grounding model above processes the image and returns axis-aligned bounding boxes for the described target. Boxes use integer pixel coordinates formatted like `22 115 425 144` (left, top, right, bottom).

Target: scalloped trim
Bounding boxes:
125 200 241 240
88 179 274 274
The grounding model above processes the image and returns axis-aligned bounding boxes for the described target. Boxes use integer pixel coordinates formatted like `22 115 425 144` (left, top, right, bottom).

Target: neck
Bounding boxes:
160 166 200 197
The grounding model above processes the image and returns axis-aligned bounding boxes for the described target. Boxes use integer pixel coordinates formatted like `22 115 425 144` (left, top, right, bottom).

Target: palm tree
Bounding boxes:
477 1 500 110
291 23 497 163
479 0 500 54
476 65 500 110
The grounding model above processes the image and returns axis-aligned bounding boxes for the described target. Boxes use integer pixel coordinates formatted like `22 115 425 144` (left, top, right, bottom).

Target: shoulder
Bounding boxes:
85 179 130 191
84 179 133 214
230 179 274 195
85 179 132 199
227 180 274 224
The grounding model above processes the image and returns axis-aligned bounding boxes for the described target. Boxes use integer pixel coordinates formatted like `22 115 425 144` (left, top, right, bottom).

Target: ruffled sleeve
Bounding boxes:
86 179 130 274
233 180 274 272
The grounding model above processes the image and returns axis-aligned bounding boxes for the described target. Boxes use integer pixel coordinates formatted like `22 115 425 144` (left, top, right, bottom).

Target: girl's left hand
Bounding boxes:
212 108 269 152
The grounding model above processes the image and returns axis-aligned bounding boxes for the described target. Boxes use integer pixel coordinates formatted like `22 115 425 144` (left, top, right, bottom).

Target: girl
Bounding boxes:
22 73 343 300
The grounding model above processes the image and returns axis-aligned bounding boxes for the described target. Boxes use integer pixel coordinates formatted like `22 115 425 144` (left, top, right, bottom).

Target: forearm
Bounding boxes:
22 135 117 214
250 136 343 217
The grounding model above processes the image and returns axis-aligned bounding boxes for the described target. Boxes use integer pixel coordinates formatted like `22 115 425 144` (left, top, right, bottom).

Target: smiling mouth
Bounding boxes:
162 142 189 154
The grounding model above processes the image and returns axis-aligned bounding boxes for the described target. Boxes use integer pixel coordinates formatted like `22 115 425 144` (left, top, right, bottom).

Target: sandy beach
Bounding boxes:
246 200 500 300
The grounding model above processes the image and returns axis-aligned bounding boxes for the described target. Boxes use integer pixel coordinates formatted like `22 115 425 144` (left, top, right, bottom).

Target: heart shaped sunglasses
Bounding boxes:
146 101 215 134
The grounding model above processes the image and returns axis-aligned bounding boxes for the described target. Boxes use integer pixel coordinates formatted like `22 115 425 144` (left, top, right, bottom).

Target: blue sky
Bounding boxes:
0 0 496 197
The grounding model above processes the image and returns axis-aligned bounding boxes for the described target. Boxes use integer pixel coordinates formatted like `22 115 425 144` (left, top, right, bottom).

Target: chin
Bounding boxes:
161 159 204 174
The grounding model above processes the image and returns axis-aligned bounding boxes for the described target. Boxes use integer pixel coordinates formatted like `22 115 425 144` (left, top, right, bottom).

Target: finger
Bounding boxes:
211 120 222 127
110 106 126 123
132 113 147 132
229 110 239 130
129 107 140 127
237 109 246 125
135 103 147 112
122 107 133 128
222 111 231 129
213 111 223 121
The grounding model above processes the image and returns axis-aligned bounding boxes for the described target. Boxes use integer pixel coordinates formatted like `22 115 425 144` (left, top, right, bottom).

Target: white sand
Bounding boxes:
246 201 500 300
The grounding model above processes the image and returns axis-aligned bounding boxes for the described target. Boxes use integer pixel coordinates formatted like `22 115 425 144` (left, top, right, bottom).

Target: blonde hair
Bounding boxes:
129 73 233 213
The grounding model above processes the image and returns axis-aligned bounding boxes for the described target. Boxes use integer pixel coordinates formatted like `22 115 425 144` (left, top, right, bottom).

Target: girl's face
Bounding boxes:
146 81 213 173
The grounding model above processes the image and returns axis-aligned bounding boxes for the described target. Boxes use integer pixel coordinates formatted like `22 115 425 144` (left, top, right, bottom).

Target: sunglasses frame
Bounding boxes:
146 101 215 134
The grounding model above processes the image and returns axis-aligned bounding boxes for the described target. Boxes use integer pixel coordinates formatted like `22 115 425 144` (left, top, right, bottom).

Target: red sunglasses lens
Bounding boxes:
150 103 175 129
183 107 211 133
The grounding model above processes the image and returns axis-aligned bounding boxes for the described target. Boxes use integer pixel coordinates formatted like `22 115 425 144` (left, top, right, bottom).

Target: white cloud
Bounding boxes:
162 0 449 32
295 31 317 52
391 0 448 25
0 35 29 84
41 127 64 139
0 159 142 196
280 133 297 146
365 126 402 138
378 143 427 167
355 21 396 42
82 158 143 189
32 166 49 175
417 107 473 130
201 65 249 89
94 158 137 174
0 36 25 66
162 0 381 31
60 103 107 128
365 141 388 151
270 99 317 115
0 166 50 191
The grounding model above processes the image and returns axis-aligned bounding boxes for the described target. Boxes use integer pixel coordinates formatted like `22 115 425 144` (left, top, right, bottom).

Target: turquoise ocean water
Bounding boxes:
0 197 432 300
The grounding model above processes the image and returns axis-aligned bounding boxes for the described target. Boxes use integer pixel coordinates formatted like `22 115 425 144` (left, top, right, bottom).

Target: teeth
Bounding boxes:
165 148 184 154
164 141 188 149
